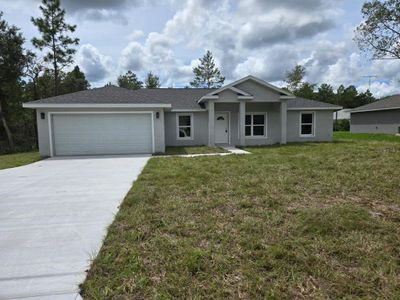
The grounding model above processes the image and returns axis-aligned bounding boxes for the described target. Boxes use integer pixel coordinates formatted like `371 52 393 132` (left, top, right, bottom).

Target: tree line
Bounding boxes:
284 65 375 109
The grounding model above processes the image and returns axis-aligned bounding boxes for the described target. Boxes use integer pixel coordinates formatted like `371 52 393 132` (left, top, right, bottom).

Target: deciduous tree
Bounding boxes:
355 0 400 59
0 12 29 150
285 65 305 92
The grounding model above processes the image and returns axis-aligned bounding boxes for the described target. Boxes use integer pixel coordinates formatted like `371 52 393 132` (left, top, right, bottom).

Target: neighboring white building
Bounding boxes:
333 109 351 120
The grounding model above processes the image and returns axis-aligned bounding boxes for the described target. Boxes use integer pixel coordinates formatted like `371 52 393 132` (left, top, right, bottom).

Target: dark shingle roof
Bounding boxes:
26 85 216 109
25 86 341 110
287 97 341 110
351 95 400 112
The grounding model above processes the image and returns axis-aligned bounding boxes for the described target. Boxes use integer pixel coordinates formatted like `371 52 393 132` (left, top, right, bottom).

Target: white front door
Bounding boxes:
215 113 229 144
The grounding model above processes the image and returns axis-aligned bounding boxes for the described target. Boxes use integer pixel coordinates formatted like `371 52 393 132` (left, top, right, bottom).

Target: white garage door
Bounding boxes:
52 113 153 156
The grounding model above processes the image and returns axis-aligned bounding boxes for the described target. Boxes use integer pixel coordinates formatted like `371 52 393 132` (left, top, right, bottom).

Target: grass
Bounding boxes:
81 134 400 299
334 131 400 142
158 146 227 155
0 151 41 170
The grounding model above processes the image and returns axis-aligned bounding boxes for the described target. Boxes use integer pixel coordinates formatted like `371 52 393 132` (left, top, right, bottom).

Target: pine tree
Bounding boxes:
31 0 79 96
190 50 225 88
60 66 90 94
118 71 143 90
145 72 160 88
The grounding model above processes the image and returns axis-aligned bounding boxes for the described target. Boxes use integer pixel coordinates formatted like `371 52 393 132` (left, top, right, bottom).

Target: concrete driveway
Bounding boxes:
0 155 150 300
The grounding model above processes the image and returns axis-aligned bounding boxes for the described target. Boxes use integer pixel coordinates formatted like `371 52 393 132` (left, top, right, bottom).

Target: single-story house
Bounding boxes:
350 95 400 134
23 75 341 157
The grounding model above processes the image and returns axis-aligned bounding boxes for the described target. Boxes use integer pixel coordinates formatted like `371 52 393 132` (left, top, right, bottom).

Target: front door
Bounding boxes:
215 113 229 144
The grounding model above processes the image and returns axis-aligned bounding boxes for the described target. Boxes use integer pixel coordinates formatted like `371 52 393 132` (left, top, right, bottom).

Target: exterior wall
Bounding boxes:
244 102 281 145
235 80 280 102
218 89 240 102
35 107 165 157
164 111 209 146
287 110 333 142
350 110 400 134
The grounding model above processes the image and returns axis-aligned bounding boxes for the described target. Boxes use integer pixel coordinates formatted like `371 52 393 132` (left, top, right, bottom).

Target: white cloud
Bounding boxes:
76 44 113 83
18 0 395 96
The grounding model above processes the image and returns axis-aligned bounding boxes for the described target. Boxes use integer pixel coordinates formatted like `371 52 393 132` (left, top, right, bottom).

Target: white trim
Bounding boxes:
238 95 254 100
299 111 316 137
215 111 231 145
245 112 268 138
350 106 400 113
48 111 155 157
208 86 251 97
176 113 194 140
228 86 252 96
280 95 296 99
199 95 219 101
171 109 206 112
198 75 293 103
23 103 171 109
288 107 342 111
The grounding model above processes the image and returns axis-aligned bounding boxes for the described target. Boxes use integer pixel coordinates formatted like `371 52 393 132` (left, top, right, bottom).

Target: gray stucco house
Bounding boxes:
23 75 341 157
351 95 400 134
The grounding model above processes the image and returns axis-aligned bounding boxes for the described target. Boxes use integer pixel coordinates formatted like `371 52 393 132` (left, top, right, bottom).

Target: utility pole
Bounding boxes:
363 75 378 90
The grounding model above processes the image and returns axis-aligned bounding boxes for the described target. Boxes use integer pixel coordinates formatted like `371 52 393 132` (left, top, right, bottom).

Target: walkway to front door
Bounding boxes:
215 112 229 144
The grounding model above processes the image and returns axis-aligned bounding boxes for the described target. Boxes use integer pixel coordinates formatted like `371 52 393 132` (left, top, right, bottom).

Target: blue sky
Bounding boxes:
1 0 399 97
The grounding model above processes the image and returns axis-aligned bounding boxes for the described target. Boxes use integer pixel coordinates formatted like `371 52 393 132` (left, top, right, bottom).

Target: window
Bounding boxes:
177 114 193 139
245 113 266 137
300 112 315 136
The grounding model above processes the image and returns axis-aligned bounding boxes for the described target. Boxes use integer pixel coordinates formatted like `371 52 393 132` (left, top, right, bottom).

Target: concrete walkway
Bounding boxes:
155 147 250 158
0 155 150 300
222 146 251 155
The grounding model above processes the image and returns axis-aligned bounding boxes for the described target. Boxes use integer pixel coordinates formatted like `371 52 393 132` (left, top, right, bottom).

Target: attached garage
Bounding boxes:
50 113 154 156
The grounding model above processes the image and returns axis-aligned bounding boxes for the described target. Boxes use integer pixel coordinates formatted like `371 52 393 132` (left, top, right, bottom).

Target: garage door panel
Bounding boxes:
52 114 152 156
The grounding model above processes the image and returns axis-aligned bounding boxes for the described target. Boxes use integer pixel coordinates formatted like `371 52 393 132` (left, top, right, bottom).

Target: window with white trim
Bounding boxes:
300 112 315 136
245 113 266 137
177 114 193 139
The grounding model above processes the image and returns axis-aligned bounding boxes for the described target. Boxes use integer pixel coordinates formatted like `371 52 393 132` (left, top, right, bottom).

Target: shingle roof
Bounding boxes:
25 85 216 109
25 85 341 110
351 95 400 112
287 97 341 110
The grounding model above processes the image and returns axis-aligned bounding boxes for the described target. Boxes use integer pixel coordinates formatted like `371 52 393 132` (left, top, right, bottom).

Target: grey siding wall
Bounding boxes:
164 111 209 146
35 107 165 157
236 80 280 102
351 110 400 134
287 110 333 142
245 102 281 145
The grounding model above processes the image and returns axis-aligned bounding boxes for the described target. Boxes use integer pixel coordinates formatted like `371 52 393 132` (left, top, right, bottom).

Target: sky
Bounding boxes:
1 0 399 97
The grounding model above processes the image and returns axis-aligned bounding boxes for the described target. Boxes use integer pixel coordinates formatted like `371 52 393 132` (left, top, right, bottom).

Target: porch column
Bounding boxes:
208 100 215 146
239 101 246 146
280 100 287 144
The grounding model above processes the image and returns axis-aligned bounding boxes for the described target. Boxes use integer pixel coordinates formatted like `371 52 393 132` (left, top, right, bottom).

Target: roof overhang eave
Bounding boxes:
22 103 172 109
350 106 400 113
287 106 343 111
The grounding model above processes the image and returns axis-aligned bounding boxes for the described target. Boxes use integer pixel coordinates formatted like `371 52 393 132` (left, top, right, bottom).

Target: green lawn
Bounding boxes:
0 151 41 170
81 135 400 299
334 131 400 142
158 146 228 155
